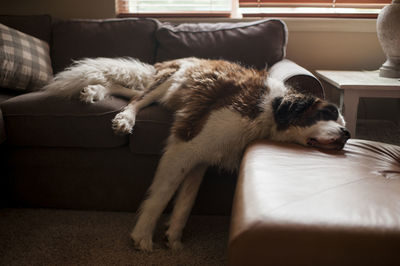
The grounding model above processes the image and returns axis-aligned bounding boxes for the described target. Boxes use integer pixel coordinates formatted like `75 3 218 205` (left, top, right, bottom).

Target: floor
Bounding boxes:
356 119 400 146
0 209 230 266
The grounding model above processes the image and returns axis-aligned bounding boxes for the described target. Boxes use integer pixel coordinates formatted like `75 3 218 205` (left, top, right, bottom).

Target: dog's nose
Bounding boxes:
340 127 351 139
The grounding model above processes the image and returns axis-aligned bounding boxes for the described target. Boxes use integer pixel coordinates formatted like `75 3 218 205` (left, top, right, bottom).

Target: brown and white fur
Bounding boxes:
43 57 350 251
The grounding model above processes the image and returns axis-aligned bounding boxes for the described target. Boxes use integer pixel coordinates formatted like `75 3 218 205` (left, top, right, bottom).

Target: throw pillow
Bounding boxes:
0 23 53 91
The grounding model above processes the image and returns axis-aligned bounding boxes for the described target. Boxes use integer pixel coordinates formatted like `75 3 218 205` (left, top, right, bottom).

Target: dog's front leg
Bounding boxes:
131 142 197 251
112 103 137 135
165 163 207 250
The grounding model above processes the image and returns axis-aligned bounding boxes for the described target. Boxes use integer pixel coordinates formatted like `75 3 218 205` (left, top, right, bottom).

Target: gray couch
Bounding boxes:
0 15 323 214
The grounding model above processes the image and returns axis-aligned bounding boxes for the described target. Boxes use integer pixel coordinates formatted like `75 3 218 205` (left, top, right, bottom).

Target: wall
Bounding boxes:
284 18 399 122
1 0 116 19
2 0 399 122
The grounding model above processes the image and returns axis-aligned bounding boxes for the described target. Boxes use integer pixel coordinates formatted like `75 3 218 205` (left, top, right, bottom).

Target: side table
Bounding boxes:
316 70 400 137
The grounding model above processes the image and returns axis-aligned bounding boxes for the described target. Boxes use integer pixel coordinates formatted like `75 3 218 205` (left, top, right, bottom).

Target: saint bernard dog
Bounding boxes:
43 57 350 251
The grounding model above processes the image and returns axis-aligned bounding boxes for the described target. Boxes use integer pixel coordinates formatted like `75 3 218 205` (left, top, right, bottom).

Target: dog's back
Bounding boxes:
151 58 270 141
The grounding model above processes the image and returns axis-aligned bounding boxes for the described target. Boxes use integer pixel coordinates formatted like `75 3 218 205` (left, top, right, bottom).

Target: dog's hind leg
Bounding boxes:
80 83 144 103
109 84 144 100
79 84 108 103
131 142 198 251
165 163 207 250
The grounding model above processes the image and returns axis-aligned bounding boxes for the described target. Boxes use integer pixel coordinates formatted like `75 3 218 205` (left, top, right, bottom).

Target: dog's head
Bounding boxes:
272 92 350 150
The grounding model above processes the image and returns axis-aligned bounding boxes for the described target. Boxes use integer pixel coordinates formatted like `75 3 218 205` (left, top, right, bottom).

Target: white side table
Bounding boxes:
315 70 400 137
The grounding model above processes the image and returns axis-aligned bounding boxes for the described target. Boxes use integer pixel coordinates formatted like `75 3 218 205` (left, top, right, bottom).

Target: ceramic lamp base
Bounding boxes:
377 0 400 78
379 59 400 78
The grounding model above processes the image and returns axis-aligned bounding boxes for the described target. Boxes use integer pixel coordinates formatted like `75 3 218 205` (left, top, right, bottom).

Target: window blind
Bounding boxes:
238 0 391 17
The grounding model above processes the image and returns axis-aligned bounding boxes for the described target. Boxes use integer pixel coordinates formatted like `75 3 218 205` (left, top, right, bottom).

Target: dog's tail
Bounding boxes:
41 71 94 98
41 57 156 98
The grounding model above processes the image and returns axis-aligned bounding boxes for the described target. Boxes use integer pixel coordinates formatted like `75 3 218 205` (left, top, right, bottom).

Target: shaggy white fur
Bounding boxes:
43 57 155 101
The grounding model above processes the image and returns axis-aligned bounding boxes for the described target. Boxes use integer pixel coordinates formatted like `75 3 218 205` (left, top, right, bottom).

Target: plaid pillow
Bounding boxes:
0 23 53 91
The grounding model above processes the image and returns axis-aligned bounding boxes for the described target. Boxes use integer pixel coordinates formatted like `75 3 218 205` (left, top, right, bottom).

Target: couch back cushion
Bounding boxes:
155 19 287 69
0 15 52 44
51 18 159 74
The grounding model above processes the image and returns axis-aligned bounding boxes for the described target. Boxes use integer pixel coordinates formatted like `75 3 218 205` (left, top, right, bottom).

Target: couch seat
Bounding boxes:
1 91 174 153
1 92 129 148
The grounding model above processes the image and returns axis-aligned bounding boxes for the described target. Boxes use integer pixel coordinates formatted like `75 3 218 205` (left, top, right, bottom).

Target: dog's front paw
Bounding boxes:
80 85 106 103
112 111 135 135
131 231 153 252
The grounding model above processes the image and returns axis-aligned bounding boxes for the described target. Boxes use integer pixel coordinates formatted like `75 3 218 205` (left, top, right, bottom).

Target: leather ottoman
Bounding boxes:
228 139 400 266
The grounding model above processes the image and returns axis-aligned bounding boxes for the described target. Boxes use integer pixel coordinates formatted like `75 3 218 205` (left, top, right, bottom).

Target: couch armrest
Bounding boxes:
0 109 5 144
269 59 325 99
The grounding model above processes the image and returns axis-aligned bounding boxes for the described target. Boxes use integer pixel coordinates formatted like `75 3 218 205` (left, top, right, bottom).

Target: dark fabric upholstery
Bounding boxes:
129 104 173 155
1 92 129 148
6 147 236 214
0 110 4 144
0 15 52 44
51 18 159 73
6 147 158 211
1 92 174 152
155 19 287 69
0 88 22 144
1 93 174 153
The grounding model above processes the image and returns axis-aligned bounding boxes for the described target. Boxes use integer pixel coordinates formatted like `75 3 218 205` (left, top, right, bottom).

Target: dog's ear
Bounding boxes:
272 95 319 130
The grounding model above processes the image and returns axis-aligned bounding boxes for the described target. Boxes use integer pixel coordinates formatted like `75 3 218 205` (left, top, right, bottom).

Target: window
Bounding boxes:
115 0 391 18
116 0 233 17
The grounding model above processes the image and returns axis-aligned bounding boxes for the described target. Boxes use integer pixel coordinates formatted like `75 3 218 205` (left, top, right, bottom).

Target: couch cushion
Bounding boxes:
0 88 23 144
52 18 159 73
0 23 53 91
0 15 52 44
0 109 4 144
1 91 173 152
129 104 173 155
1 92 129 148
229 139 400 266
155 19 287 69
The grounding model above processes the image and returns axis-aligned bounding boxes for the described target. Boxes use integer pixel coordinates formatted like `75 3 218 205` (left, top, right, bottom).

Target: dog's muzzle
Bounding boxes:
307 127 351 150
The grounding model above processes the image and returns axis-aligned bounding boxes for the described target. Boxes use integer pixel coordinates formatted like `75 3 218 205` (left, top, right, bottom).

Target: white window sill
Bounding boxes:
239 7 382 17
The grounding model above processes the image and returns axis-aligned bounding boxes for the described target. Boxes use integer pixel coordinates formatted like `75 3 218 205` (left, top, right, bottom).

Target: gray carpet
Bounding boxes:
0 209 229 266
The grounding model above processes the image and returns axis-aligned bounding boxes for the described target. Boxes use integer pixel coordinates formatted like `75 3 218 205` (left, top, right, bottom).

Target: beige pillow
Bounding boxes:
0 23 53 91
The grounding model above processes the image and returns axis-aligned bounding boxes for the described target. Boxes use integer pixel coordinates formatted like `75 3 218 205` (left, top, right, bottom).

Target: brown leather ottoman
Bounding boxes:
228 139 400 266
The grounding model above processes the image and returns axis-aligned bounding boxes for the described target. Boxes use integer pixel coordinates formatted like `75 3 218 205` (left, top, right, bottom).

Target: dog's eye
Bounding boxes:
318 106 339 121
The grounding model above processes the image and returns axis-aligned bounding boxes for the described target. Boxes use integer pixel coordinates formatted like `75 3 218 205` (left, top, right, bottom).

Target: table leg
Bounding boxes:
343 90 359 138
339 90 344 114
